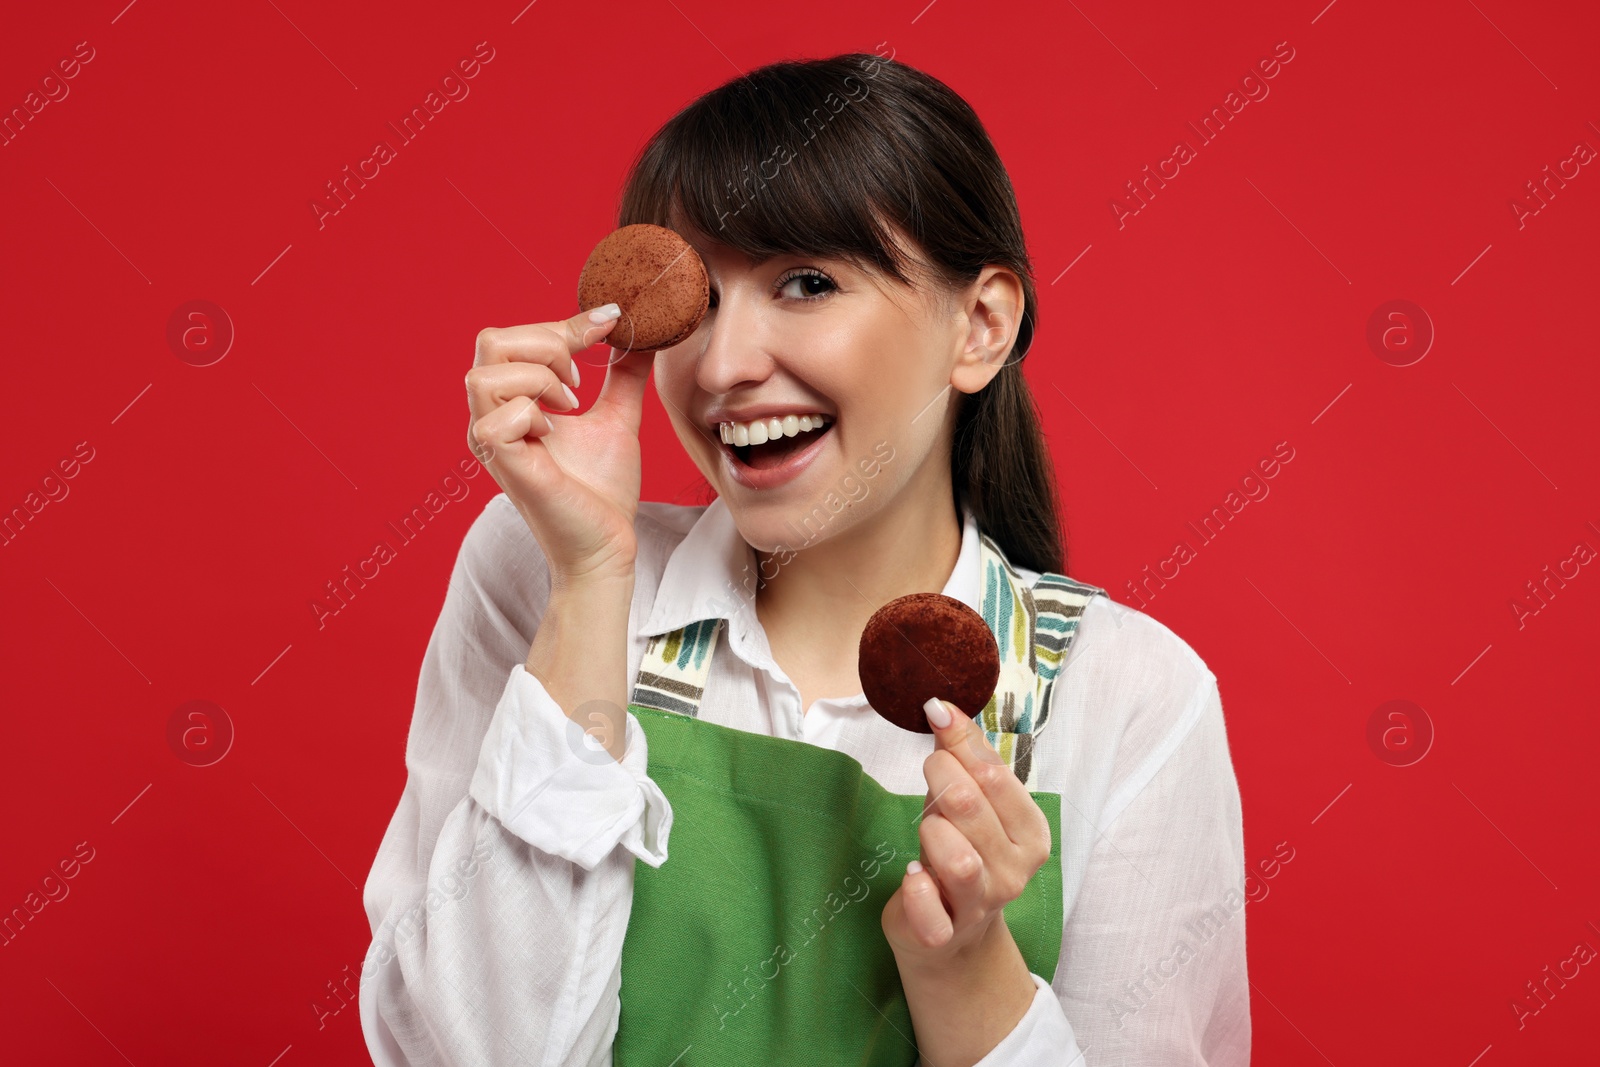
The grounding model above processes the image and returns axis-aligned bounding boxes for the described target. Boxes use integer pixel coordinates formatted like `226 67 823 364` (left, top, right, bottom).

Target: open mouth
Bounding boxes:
717 415 835 480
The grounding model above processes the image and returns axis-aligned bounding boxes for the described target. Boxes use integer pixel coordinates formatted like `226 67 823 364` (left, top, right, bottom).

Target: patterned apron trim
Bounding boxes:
629 530 1105 788
631 616 720 717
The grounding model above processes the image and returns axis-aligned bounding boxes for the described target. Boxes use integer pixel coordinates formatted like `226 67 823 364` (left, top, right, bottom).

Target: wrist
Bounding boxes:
524 567 637 765
896 914 1017 981
894 918 1036 1067
549 567 635 601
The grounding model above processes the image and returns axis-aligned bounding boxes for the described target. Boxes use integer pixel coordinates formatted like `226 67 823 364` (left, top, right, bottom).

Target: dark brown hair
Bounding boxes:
617 52 1068 575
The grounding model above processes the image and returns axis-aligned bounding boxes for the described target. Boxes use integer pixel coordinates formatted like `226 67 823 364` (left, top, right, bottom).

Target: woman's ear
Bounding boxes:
950 265 1025 396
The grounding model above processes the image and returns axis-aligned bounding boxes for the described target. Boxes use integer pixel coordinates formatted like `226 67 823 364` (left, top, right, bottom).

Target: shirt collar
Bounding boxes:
639 495 985 638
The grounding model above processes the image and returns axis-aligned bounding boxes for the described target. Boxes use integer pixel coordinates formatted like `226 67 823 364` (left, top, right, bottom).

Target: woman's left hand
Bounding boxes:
881 698 1053 969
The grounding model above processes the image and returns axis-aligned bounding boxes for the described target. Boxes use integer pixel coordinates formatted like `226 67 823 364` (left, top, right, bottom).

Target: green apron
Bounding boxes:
613 531 1104 1066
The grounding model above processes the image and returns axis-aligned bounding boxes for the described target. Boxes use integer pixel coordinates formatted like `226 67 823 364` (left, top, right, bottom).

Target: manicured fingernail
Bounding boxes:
570 362 581 388
923 697 951 729
588 303 621 324
562 384 579 407
907 860 923 876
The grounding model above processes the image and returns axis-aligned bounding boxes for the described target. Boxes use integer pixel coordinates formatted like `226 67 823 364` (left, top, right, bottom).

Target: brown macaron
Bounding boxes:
576 224 709 353
858 593 1000 734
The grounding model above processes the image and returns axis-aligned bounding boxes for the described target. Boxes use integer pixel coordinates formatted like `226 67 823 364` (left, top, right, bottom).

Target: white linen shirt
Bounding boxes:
359 492 1251 1066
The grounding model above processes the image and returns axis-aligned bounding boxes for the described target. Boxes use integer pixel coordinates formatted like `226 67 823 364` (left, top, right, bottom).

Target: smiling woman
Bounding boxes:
621 54 1062 577
365 50 1250 1067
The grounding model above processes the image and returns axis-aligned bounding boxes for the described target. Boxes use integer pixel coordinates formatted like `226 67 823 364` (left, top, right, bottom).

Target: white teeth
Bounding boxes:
717 413 832 446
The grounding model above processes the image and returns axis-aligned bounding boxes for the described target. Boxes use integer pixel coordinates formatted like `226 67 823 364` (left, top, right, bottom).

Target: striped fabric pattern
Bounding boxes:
977 532 1105 787
627 534 1105 787
631 617 722 718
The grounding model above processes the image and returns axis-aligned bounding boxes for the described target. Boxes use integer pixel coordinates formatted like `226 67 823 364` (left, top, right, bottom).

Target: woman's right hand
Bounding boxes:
467 305 652 587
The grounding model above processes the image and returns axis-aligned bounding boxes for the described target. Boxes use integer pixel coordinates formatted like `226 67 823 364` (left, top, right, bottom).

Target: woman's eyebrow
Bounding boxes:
760 251 857 269
697 248 861 277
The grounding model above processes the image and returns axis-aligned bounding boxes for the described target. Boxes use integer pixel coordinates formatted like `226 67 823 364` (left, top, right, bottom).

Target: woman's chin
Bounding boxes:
728 492 878 563
724 508 813 555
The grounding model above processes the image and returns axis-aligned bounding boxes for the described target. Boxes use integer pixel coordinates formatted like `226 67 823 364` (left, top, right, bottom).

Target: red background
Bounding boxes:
2 0 1596 1062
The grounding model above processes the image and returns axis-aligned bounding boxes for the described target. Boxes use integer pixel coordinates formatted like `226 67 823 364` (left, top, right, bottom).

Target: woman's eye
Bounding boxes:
777 270 836 301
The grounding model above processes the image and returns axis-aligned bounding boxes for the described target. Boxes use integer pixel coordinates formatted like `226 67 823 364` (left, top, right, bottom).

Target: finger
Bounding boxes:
466 397 574 507
898 861 954 949
919 814 987 925
925 698 1005 769
926 698 1043 848
590 346 655 438
471 397 550 461
922 747 1008 864
562 303 624 367
474 307 620 389
467 362 580 424
467 379 560 470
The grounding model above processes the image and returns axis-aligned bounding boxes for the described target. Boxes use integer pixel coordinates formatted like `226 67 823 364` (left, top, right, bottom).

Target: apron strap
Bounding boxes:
975 532 1105 788
628 533 1106 787
631 617 723 718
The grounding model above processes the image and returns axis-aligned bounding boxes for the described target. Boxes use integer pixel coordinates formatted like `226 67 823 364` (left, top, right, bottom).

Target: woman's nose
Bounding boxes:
693 291 774 394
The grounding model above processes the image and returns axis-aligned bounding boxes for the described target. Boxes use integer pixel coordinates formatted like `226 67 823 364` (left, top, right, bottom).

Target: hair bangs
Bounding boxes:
617 55 921 286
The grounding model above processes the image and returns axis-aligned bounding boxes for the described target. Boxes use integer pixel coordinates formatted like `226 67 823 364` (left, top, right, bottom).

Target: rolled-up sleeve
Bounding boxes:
359 494 673 1067
470 663 672 869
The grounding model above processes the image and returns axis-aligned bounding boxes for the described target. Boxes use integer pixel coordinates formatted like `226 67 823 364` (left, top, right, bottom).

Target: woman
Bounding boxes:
360 52 1249 1066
